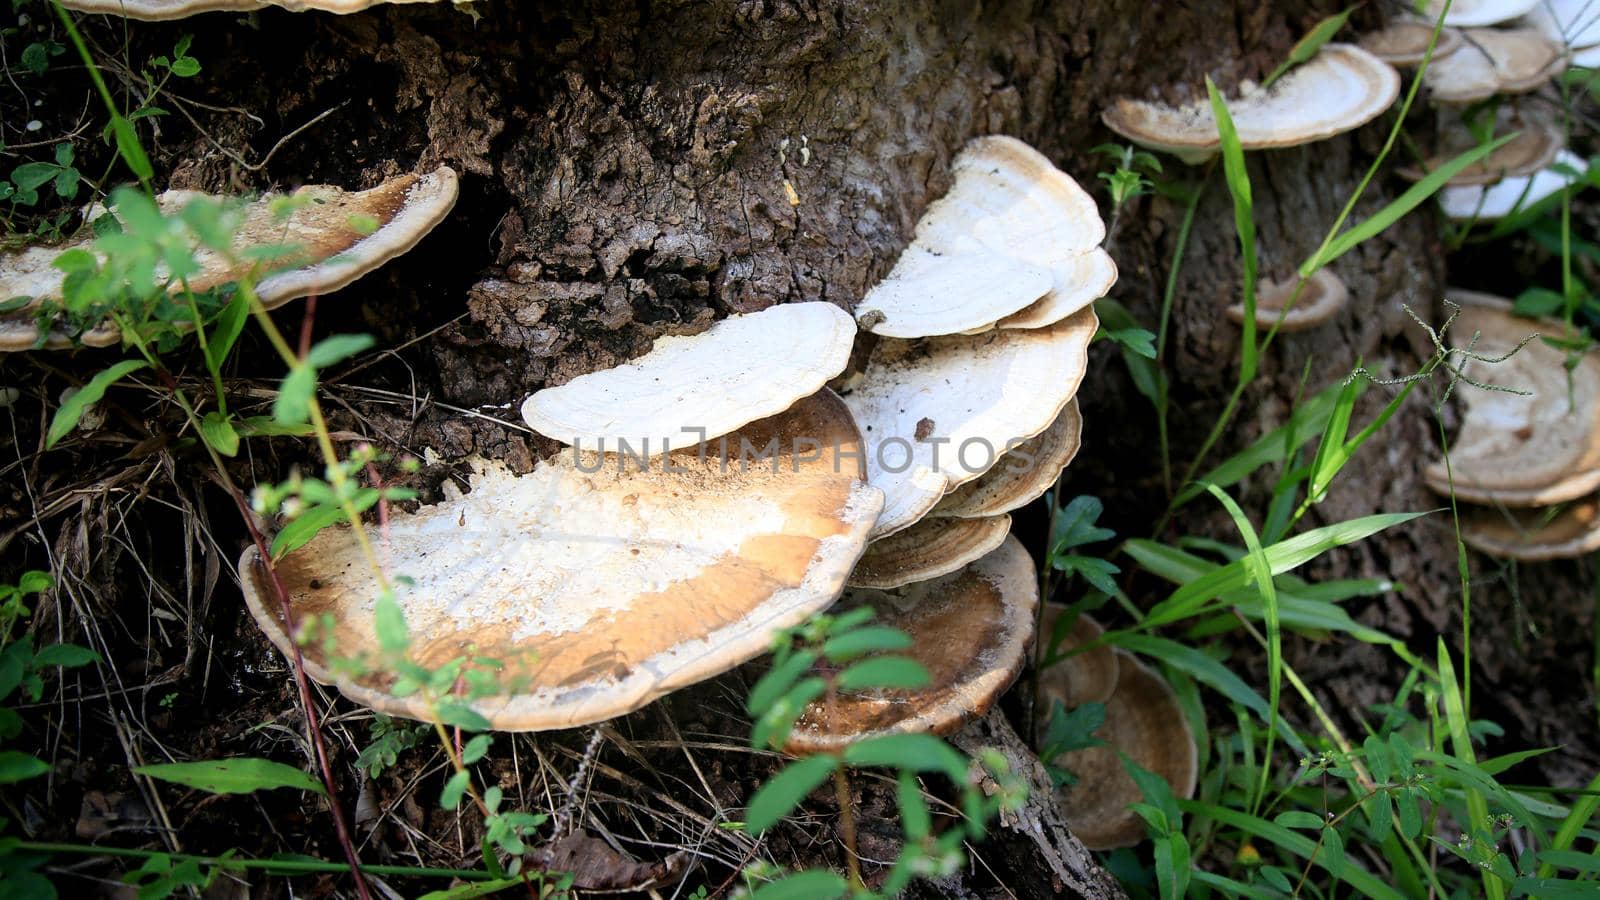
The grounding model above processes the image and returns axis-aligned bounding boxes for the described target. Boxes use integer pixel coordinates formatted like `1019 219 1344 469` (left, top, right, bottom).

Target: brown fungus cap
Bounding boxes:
1035 607 1119 711
783 535 1037 755
1460 497 1600 561
240 390 883 732
931 399 1083 520
1 168 457 352
60 0 438 19
1360 21 1465 66
847 514 1012 590
1101 45 1400 163
1423 291 1600 506
1225 269 1349 333
1424 28 1566 103
1400 111 1565 186
1055 650 1198 850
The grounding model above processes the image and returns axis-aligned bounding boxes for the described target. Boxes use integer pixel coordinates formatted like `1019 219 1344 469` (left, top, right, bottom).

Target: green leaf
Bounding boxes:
1264 7 1354 87
1039 699 1106 763
110 115 154 184
1275 810 1325 830
169 56 201 77
749 870 849 900
418 877 527 900
747 649 817 715
32 643 102 668
199 411 240 457
896 770 931 839
843 733 967 782
461 734 492 765
374 593 410 653
269 504 348 559
1050 495 1116 553
135 758 325 795
439 770 471 810
209 290 251 365
1179 381 1344 503
47 361 148 449
745 754 838 833
1300 133 1518 276
272 364 315 425
1208 77 1259 383
0 751 50 784
820 627 912 663
835 656 930 691
11 163 58 192
305 333 376 369
435 702 492 732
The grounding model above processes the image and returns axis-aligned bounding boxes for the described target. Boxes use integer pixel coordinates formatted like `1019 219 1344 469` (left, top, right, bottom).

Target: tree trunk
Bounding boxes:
24 0 1599 891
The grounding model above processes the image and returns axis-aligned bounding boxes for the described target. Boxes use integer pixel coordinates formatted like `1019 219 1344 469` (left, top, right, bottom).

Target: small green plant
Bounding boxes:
740 611 1026 898
355 714 430 778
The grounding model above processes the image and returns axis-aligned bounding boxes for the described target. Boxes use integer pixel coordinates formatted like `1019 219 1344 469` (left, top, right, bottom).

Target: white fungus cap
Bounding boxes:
1440 150 1587 220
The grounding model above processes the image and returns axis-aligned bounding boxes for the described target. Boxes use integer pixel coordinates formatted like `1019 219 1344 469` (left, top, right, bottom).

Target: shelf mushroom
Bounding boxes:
1400 112 1565 186
1052 649 1198 850
1224 269 1349 333
1422 0 1538 27
1440 150 1588 220
1423 28 1566 103
1525 0 1600 49
0 168 458 351
1460 498 1600 560
930 399 1083 520
856 136 1112 338
847 514 1012 589
520 302 856 455
241 390 883 731
841 308 1096 538
1423 292 1600 506
1101 45 1400 164
1359 20 1465 65
783 536 1037 754
60 0 440 18
1035 605 1119 712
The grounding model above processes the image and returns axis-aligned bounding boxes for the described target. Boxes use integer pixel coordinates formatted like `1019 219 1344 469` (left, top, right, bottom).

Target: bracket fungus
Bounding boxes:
783 535 1036 755
1101 45 1400 164
0 167 458 352
1053 649 1198 850
1460 498 1600 561
1440 150 1587 220
1423 0 1539 27
930 399 1083 520
520 302 855 454
1360 20 1465 65
857 136 1109 338
1035 606 1119 712
241 390 882 731
60 0 438 19
842 308 1096 539
1526 0 1600 49
1225 269 1349 333
1400 112 1564 186
847 513 1012 590
1423 28 1566 103
1423 292 1600 506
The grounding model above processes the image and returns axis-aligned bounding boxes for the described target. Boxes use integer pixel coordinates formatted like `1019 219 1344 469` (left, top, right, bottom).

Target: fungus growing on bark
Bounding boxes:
520 302 855 453
857 136 1109 338
1034 606 1119 711
1423 28 1566 103
0 168 458 351
783 535 1037 754
1460 498 1600 560
847 513 1012 589
1440 150 1588 219
842 309 1096 538
1224 269 1349 333
1422 0 1538 27
1423 292 1600 506
1526 0 1600 48
1053 650 1198 850
1400 111 1564 185
240 390 883 731
1100 45 1400 164
60 0 438 19
1360 20 1465 65
931 399 1083 519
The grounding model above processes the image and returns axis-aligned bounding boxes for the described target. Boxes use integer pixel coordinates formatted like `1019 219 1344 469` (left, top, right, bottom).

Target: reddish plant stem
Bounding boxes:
229 486 374 900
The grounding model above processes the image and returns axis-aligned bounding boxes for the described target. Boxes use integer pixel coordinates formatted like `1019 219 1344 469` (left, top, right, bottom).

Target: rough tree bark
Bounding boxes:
49 0 1598 892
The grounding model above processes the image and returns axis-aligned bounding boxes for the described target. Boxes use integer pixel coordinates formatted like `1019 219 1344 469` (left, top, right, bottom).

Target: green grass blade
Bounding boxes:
1181 801 1407 899
1264 7 1355 87
1207 77 1259 385
1437 640 1507 900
